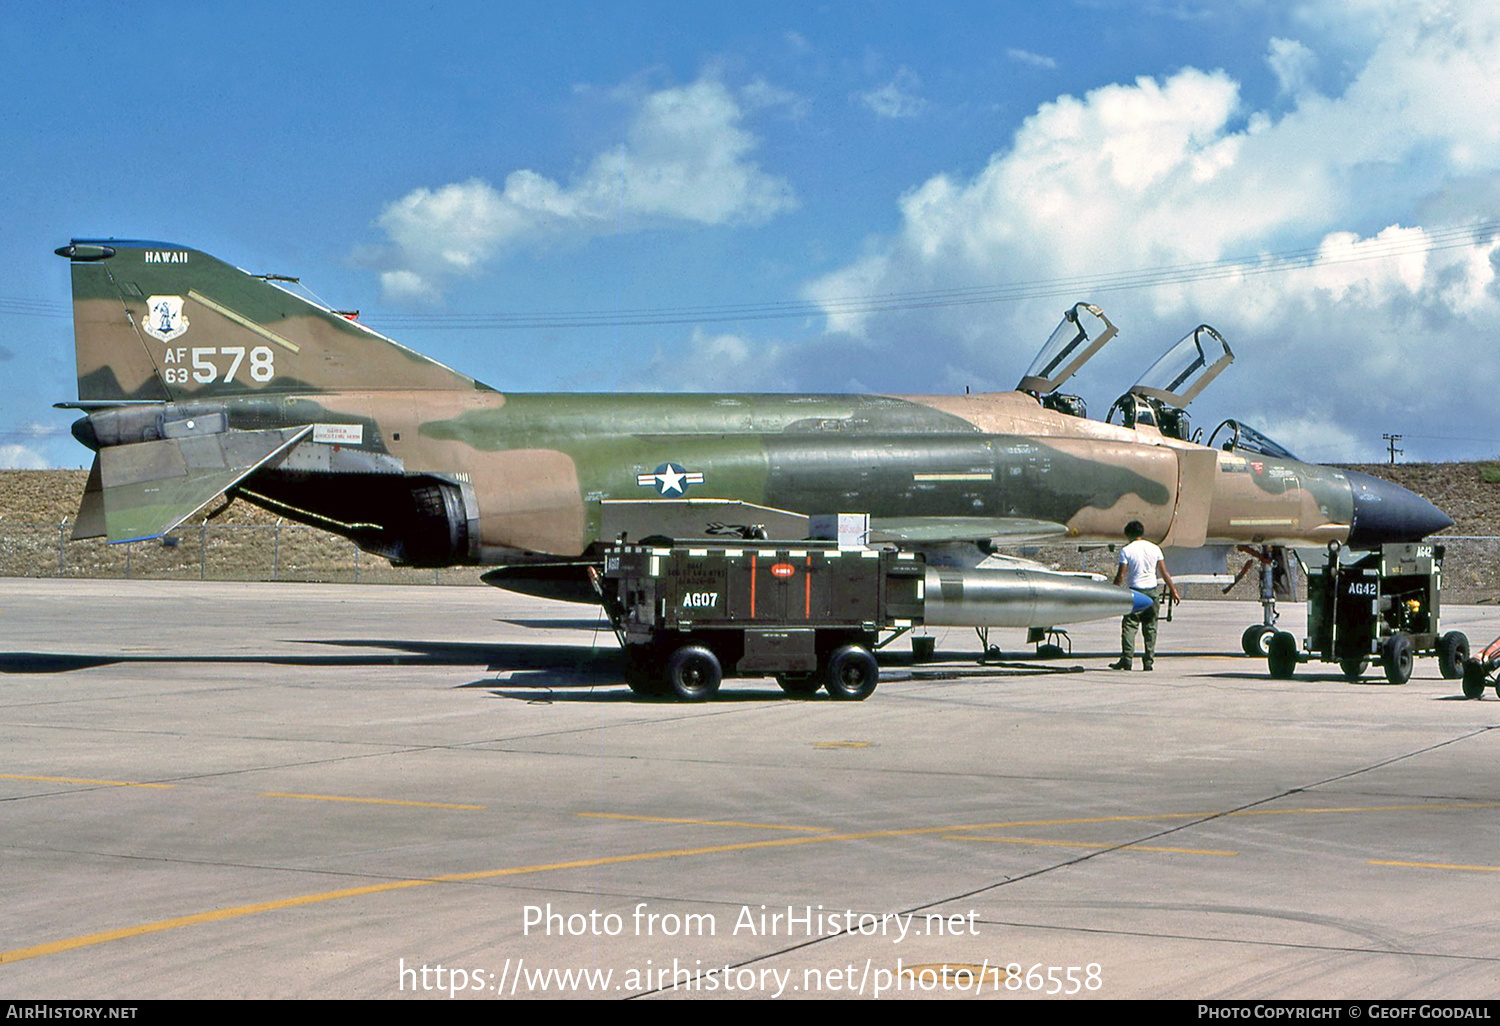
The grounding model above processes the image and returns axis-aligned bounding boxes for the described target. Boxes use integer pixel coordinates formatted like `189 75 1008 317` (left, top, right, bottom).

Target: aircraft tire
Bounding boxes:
1381 633 1414 685
1340 656 1368 681
825 645 879 701
1242 624 1275 657
1267 631 1298 679
665 645 722 702
776 673 821 698
1462 658 1488 700
1438 631 1470 680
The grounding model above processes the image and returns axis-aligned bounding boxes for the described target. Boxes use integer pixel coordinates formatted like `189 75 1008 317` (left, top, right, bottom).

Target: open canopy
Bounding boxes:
1016 302 1118 395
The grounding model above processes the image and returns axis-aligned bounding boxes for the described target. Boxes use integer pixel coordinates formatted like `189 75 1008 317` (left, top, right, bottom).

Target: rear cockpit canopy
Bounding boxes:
1017 302 1118 394
1016 302 1117 419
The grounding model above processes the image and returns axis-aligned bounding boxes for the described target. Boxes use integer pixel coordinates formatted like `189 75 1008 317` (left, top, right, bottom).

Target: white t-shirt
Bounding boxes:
1118 538 1165 591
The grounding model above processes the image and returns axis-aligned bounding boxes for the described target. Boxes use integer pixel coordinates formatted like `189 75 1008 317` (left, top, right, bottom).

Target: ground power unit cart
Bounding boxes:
1265 541 1467 684
599 541 925 701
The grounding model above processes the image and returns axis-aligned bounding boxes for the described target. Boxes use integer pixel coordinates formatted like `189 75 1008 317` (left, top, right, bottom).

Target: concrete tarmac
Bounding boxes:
2 578 1499 1000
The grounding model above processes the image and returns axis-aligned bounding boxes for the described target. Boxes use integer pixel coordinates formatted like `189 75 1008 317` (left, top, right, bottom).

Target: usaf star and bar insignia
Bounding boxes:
637 462 705 496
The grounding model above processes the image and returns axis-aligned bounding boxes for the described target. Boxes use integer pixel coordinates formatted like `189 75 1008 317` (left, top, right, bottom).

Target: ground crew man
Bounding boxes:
1111 520 1182 671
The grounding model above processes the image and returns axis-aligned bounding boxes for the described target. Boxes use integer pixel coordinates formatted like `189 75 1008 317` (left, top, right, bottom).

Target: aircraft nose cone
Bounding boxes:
1130 588 1155 614
1345 470 1452 547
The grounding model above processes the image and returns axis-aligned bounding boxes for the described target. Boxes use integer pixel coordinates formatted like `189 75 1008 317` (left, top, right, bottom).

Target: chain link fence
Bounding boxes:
0 521 480 585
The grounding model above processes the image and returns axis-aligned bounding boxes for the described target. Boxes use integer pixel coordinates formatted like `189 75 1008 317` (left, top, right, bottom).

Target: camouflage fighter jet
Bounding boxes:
54 240 1451 630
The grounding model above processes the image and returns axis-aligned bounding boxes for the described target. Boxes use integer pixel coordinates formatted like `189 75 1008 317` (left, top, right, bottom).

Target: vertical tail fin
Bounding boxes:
57 239 490 402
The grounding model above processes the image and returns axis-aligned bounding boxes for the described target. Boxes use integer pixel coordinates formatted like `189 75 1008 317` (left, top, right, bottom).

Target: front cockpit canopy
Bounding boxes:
1107 324 1234 442
1128 324 1234 408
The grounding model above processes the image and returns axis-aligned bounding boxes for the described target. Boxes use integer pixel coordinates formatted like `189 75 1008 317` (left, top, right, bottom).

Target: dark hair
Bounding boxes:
1124 520 1145 540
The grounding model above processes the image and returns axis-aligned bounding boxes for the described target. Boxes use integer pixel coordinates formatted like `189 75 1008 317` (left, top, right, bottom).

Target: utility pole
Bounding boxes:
1382 433 1404 465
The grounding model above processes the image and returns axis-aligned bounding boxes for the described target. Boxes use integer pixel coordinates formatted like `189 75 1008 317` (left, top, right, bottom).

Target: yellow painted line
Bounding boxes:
0 774 173 790
944 835 1238 856
263 792 485 811
938 801 1500 833
579 812 831 833
9 801 1498 966
1230 802 1500 818
902 963 1009 984
813 741 872 749
0 879 433 965
1369 859 1500 873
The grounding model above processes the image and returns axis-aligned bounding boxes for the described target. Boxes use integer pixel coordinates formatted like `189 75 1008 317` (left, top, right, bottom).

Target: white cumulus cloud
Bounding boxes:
628 327 793 392
0 444 49 469
1006 48 1058 71
368 79 796 302
857 68 927 119
801 0 1500 461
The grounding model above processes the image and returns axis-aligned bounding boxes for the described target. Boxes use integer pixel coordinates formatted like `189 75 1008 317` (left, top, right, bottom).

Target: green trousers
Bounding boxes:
1120 586 1164 667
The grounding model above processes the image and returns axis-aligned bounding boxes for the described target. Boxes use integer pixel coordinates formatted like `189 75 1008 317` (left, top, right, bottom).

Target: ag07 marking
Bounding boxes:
681 592 719 609
160 345 276 386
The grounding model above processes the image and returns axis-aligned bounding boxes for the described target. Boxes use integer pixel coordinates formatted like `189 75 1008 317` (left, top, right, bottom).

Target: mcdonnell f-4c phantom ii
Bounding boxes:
54 239 1452 652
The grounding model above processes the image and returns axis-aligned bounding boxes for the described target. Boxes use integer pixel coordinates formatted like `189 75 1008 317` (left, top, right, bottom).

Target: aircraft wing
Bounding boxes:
73 426 312 544
869 516 1071 546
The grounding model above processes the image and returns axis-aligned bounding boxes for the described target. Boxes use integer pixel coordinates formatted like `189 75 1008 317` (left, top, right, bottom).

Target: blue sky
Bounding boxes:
5 1 1500 469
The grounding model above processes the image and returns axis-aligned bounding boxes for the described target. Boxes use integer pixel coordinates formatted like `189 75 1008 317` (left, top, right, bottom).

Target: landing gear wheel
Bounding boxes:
825 645 879 701
776 673 821 697
1462 658 1488 700
1243 624 1276 657
1438 632 1470 680
1381 633 1414 685
1339 656 1369 681
665 645 722 702
1267 631 1298 679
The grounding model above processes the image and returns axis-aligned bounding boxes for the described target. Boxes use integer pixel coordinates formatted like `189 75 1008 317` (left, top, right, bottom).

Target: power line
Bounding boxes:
8 217 1500 330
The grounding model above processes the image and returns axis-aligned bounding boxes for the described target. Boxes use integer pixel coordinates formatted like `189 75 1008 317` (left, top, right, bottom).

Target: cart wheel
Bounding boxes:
665 645 722 702
1381 633 1414 685
1461 658 1488 700
1339 657 1368 681
825 645 879 701
1437 632 1470 680
776 673 821 698
1243 624 1276 657
1267 631 1298 679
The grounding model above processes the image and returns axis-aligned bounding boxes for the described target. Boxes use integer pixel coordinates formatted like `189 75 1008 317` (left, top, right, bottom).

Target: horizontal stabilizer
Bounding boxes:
870 516 1070 546
74 426 311 543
